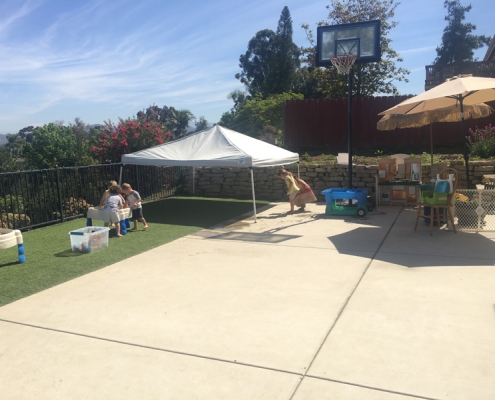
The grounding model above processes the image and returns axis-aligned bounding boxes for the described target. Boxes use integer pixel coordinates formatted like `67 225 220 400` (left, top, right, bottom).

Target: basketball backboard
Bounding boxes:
316 20 381 67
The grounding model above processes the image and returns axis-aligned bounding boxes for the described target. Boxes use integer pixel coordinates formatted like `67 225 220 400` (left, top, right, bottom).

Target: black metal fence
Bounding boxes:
0 163 185 231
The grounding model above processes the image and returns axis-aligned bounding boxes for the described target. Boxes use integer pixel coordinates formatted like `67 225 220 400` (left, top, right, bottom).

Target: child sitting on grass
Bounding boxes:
121 183 148 230
103 185 124 237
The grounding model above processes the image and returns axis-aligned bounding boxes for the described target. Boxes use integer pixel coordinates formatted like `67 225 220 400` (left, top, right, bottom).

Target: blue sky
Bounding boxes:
0 0 492 134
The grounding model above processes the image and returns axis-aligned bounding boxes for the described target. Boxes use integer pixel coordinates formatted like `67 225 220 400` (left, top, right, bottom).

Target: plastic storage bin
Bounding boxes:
69 226 110 253
322 188 369 217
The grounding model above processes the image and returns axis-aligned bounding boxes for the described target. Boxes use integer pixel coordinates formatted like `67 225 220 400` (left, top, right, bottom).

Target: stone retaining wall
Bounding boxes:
182 161 495 201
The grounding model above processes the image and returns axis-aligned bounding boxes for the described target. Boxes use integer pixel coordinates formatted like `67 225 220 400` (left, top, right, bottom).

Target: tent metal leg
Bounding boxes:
192 167 195 195
118 165 123 185
250 168 257 223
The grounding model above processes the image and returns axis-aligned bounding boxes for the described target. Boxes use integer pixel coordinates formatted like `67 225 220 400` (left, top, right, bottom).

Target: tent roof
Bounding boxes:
121 125 299 168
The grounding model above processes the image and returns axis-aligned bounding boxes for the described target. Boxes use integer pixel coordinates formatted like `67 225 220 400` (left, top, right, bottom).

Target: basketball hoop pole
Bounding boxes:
317 20 381 191
347 70 353 189
330 54 356 189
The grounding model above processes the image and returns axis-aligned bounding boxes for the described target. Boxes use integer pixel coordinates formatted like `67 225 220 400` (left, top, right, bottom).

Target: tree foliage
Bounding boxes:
22 123 79 169
194 116 209 132
300 0 410 97
236 7 300 97
268 6 301 94
434 0 492 64
137 104 178 131
174 110 195 138
5 133 25 158
18 126 35 143
69 118 99 166
236 29 277 97
0 146 19 173
136 104 195 139
220 91 304 137
92 119 170 164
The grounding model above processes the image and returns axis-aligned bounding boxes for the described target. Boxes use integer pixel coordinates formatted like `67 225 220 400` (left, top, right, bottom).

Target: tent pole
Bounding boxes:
297 162 300 178
250 168 257 223
118 165 123 185
192 167 195 194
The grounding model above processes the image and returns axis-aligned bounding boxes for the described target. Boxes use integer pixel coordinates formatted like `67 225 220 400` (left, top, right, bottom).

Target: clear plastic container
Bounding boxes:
69 226 110 253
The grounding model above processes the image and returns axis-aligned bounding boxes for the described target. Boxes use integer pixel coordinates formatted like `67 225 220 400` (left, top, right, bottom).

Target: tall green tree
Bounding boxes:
194 116 209 132
236 7 300 98
174 110 195 138
5 133 25 158
69 118 98 166
0 146 19 172
266 6 301 94
17 126 35 143
300 0 410 97
434 0 492 64
22 123 78 169
236 29 276 97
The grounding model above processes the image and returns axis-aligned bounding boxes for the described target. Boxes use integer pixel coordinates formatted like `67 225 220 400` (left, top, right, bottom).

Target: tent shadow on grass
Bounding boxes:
144 197 271 227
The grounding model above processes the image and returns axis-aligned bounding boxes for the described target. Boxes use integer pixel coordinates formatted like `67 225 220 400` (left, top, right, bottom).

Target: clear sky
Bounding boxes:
0 0 492 134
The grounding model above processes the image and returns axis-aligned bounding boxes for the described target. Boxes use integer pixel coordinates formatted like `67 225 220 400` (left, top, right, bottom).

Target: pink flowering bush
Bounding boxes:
467 124 495 158
92 120 171 163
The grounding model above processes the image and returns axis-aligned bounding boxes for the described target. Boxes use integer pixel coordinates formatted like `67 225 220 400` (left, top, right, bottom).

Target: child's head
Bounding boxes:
277 169 291 178
109 185 121 195
121 183 132 195
108 180 117 188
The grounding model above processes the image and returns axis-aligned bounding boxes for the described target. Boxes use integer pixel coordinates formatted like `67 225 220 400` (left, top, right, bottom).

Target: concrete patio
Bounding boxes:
0 202 494 399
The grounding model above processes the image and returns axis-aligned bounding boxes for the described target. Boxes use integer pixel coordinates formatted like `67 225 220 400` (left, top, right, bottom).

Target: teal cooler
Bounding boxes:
322 188 368 217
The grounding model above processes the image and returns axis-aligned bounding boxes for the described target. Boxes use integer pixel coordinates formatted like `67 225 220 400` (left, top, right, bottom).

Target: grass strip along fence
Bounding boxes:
0 196 270 307
0 163 185 231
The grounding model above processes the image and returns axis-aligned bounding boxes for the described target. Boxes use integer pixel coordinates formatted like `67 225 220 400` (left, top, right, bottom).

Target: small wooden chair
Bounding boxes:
414 168 458 235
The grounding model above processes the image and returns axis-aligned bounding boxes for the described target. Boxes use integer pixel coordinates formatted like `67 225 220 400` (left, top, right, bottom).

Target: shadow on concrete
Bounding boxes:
198 231 301 244
327 223 495 268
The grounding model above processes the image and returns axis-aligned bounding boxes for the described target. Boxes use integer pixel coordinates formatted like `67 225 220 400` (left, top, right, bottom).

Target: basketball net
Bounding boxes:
330 54 357 75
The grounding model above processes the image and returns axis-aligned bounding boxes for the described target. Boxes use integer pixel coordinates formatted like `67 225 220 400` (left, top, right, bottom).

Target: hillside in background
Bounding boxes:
0 134 7 145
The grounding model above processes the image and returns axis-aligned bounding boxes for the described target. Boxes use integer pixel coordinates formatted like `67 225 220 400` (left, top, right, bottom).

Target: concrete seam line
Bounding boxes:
378 249 495 262
304 375 440 400
0 318 302 377
288 207 404 400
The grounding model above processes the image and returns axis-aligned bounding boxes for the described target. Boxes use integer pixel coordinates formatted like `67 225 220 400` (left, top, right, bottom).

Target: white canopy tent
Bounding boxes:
121 125 299 222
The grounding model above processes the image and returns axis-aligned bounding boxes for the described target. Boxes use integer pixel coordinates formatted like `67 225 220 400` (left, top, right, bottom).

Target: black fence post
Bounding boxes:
55 165 65 223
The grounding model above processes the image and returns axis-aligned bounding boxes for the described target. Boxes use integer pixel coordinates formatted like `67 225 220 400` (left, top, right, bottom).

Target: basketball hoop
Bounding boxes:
330 54 357 75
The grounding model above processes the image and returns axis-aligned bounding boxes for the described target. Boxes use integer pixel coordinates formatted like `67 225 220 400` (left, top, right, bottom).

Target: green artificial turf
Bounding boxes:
0 196 270 307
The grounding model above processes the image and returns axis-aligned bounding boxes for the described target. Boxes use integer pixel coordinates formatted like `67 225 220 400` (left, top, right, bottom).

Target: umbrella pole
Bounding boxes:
460 100 471 188
430 124 434 165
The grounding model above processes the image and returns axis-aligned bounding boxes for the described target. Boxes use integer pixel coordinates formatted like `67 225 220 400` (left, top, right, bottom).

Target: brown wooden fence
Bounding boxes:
284 97 495 153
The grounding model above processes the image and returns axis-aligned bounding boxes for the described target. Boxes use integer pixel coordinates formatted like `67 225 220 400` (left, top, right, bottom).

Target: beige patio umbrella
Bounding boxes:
377 103 493 164
379 75 495 187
